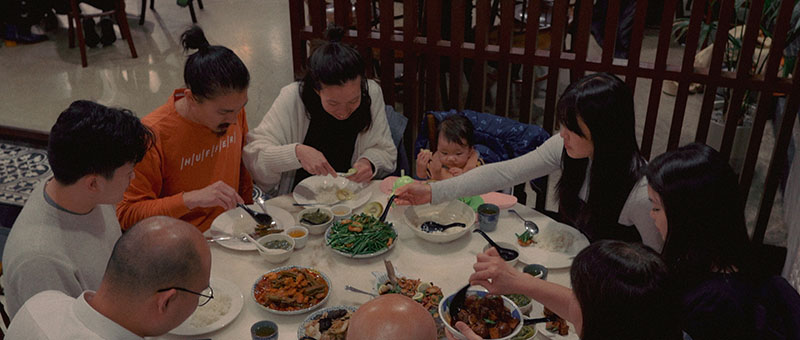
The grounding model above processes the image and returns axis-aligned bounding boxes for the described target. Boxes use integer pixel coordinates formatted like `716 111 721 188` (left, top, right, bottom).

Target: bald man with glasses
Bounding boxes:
6 216 212 339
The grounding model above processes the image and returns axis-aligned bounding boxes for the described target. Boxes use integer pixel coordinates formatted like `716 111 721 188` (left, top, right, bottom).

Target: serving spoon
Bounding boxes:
237 203 275 227
472 229 520 261
449 284 470 320
420 221 466 233
378 194 396 223
509 209 539 235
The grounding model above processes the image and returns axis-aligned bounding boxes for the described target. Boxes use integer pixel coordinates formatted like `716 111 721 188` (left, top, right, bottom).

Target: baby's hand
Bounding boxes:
416 149 433 178
448 167 464 176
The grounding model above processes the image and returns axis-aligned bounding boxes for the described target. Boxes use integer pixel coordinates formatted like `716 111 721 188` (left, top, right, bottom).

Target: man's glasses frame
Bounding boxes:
157 285 214 306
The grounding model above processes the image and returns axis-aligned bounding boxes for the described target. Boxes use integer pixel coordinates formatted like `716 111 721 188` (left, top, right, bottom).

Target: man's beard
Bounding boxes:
215 123 231 136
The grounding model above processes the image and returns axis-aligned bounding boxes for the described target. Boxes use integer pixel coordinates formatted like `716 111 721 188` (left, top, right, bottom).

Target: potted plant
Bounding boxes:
671 0 799 172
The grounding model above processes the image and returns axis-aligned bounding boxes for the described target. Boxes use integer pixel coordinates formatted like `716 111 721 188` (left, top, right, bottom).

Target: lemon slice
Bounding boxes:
364 202 383 217
416 282 431 293
336 189 354 201
344 168 357 177
412 291 424 301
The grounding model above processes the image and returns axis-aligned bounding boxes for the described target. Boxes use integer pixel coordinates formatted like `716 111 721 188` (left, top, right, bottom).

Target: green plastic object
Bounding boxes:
176 0 189 8
457 195 484 211
392 170 414 192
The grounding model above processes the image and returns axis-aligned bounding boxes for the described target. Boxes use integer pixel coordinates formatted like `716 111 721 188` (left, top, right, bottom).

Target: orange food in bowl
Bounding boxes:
288 230 306 238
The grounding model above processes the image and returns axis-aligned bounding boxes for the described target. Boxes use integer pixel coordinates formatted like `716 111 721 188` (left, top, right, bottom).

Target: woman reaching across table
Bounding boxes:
243 25 396 196
396 73 661 250
448 240 683 340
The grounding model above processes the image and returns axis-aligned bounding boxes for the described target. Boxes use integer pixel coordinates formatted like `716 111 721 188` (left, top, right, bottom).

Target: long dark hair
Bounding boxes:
556 73 646 240
299 24 372 132
646 143 753 287
572 240 682 340
180 26 250 101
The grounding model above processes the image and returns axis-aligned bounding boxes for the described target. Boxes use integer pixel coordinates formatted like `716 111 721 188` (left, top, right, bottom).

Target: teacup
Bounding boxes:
477 203 500 232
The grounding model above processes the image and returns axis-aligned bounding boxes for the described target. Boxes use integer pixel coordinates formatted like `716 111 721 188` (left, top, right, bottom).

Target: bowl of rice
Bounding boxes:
403 200 475 243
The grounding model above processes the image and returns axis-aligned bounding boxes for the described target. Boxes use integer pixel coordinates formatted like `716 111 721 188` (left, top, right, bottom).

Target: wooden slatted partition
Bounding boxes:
288 0 800 245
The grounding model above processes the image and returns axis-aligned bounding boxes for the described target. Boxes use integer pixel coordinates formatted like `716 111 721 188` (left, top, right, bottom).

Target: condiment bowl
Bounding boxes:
403 200 475 243
256 234 294 263
439 290 523 340
522 264 548 280
251 320 278 340
285 225 309 249
331 204 352 222
483 241 520 267
298 207 333 235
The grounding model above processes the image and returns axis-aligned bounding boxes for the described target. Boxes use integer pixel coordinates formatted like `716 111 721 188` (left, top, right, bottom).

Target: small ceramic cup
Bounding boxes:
251 320 278 340
523 264 548 280
285 225 309 249
331 204 353 222
477 203 500 232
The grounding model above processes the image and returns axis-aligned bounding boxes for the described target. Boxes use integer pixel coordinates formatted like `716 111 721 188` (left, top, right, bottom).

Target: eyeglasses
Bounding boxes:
157 285 214 306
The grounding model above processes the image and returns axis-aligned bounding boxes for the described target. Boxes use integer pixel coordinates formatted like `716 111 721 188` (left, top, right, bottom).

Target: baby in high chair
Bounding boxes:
416 114 482 181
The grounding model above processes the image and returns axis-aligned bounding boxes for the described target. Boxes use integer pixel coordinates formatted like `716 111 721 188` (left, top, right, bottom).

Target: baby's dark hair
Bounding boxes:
438 114 475 147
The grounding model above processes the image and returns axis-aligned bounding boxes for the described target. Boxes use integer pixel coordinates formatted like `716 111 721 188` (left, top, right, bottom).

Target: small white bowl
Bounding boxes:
482 241 520 267
285 225 309 249
256 234 295 263
504 293 533 315
330 204 352 222
298 207 333 235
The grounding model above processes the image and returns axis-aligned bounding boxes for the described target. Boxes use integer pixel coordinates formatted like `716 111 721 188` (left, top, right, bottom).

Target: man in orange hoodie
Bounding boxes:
117 26 253 232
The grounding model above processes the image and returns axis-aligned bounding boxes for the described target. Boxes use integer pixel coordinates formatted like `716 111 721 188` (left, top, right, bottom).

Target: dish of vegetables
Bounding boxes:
325 213 397 258
252 266 331 315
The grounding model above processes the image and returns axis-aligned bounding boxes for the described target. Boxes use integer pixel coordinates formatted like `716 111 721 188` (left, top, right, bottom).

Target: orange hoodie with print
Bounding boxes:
117 89 254 232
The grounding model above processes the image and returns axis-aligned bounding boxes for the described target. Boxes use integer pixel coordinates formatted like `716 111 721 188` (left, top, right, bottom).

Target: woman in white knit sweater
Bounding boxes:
243 26 396 196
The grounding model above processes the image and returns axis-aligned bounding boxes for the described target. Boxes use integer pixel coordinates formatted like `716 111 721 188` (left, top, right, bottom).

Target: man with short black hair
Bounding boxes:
2 100 154 318
6 216 212 339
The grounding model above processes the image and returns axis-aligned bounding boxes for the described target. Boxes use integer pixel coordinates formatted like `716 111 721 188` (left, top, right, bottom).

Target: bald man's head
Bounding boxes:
103 216 211 298
347 294 437 340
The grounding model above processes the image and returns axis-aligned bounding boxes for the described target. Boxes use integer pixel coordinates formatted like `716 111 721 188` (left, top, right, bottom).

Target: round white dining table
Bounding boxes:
154 181 572 340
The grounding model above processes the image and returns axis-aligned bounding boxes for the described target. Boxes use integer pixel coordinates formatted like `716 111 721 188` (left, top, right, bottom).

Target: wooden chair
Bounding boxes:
67 0 138 68
138 0 204 25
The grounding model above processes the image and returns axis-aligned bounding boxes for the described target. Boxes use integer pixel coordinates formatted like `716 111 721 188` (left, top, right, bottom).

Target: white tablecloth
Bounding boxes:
156 181 571 340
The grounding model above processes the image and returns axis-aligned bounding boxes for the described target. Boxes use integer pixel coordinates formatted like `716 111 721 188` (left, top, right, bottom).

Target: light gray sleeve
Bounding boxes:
243 85 304 192
430 134 564 204
4 255 81 319
357 82 397 178
619 178 664 252
5 303 50 340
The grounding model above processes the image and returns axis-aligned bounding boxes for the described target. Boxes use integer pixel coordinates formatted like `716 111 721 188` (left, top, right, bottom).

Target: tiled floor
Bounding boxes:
0 1 790 246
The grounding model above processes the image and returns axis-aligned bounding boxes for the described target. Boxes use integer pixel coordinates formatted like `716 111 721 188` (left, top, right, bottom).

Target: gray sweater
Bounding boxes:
2 180 121 319
430 134 663 251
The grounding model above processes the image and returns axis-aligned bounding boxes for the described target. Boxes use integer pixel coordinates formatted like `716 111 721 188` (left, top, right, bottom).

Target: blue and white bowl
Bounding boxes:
438 290 523 340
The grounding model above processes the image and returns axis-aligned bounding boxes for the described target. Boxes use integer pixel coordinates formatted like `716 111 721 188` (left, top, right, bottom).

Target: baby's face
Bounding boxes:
437 135 472 169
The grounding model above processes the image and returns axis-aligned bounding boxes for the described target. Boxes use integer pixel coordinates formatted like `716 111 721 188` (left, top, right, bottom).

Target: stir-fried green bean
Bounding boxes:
326 213 396 255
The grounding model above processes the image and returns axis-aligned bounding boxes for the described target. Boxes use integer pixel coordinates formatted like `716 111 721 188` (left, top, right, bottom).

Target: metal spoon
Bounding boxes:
472 229 520 261
509 209 539 235
344 285 377 297
237 203 275 227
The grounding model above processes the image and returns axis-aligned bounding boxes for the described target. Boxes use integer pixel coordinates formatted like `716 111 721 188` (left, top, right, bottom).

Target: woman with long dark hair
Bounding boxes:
645 143 758 340
449 241 682 340
244 25 396 196
396 73 660 249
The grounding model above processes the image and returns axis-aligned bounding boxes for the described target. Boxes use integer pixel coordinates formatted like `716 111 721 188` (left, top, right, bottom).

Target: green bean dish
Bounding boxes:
326 213 397 258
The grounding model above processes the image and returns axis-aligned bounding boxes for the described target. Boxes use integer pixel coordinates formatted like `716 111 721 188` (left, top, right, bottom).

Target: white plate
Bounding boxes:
293 174 372 209
534 323 579 340
208 205 294 251
324 223 397 259
516 220 589 269
296 305 358 339
169 277 244 336
252 266 332 315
